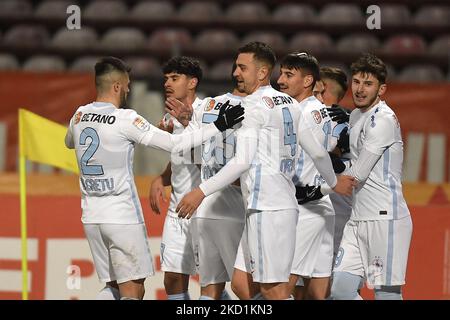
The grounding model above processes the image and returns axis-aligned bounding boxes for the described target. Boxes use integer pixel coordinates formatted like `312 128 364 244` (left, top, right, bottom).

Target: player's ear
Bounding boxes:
188 77 198 90
378 83 387 97
113 81 121 93
304 74 314 88
258 65 269 81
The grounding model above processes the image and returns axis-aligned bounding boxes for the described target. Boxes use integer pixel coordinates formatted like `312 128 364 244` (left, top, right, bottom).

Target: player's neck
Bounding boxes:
182 92 196 107
294 90 313 104
360 97 381 113
96 95 119 108
249 79 270 94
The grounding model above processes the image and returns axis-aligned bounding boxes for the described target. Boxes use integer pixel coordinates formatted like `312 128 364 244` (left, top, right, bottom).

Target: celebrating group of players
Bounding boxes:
65 41 412 300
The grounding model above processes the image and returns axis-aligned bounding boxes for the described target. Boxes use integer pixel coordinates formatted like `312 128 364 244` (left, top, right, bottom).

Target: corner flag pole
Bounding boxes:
18 109 29 300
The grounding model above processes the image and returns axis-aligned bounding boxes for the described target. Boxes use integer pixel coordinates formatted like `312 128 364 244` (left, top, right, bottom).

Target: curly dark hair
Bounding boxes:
162 56 203 84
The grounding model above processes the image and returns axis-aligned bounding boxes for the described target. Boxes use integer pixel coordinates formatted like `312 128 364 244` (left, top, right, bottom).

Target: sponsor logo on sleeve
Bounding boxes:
262 96 274 109
311 110 322 124
204 99 216 111
74 111 82 124
133 116 150 132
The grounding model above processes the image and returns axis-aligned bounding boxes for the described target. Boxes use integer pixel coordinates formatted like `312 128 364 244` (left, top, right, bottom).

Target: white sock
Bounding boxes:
96 286 120 300
167 292 190 300
199 295 214 300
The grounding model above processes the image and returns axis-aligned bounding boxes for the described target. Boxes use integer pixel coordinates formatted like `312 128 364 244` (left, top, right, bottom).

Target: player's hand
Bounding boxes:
165 97 192 127
329 152 346 174
327 105 350 124
214 100 244 132
149 176 168 215
332 175 356 196
336 127 350 154
295 184 324 204
157 116 174 133
176 188 205 219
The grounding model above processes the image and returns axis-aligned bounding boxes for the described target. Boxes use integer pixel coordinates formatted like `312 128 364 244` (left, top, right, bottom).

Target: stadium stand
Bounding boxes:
0 0 446 83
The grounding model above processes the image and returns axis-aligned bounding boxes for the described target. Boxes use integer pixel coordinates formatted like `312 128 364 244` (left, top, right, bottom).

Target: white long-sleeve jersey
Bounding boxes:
349 100 410 221
199 85 337 212
65 101 218 224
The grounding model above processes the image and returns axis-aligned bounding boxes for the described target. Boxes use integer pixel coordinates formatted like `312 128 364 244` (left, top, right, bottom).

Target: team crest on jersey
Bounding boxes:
133 116 150 132
74 111 82 124
262 96 274 109
311 110 322 124
204 99 216 111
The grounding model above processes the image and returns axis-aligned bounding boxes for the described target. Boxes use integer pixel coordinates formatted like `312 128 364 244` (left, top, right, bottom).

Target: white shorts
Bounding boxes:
160 215 196 275
329 193 352 258
247 209 298 284
84 223 154 284
191 218 245 286
292 205 335 278
234 233 251 273
333 216 413 287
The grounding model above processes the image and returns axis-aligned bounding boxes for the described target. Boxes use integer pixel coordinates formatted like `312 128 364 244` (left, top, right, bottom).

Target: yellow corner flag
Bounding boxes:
18 109 79 300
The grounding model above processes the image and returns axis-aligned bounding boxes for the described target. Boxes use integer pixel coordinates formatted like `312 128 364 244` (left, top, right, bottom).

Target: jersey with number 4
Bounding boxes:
239 85 301 211
67 102 160 224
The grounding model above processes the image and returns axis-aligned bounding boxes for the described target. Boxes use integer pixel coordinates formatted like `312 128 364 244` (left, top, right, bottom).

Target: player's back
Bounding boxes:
294 96 342 187
69 102 146 224
240 85 300 211
349 101 410 221
191 92 245 221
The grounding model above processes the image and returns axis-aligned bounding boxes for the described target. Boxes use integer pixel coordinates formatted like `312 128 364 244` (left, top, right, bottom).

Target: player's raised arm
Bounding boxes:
123 102 244 153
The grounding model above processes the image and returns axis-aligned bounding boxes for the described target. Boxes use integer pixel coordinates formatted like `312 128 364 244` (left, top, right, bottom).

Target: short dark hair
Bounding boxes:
238 41 276 70
350 53 387 84
95 56 131 89
162 56 203 84
320 66 348 98
280 52 320 87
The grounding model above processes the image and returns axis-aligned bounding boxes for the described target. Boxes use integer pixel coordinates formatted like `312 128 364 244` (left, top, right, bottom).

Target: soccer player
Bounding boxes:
314 67 354 262
184 67 247 300
277 53 340 300
148 56 204 300
330 53 413 300
64 56 244 300
176 42 355 300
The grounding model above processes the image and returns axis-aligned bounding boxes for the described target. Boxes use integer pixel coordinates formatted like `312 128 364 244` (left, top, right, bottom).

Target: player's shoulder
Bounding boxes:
252 86 296 111
366 101 400 129
299 96 325 112
115 109 152 131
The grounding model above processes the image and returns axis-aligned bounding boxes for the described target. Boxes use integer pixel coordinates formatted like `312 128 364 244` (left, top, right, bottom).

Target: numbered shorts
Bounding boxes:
246 209 298 283
292 199 335 278
84 223 155 284
191 218 245 286
333 216 413 286
160 215 196 275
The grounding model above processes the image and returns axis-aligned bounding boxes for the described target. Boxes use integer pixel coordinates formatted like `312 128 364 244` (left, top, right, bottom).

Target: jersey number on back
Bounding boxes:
282 107 297 156
79 127 104 175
